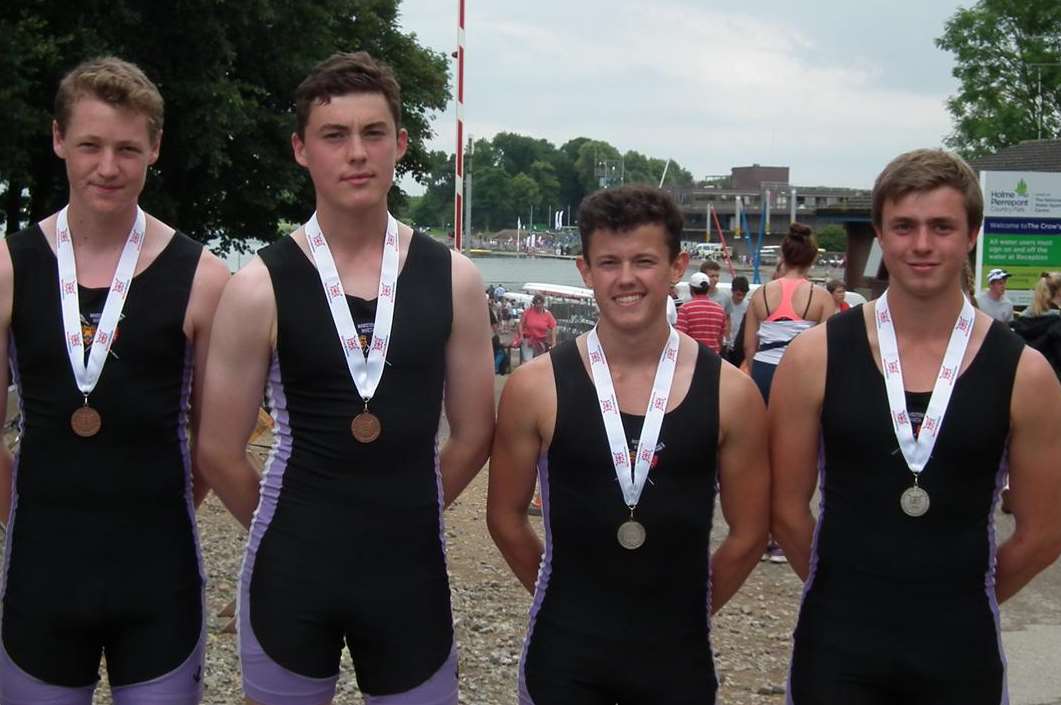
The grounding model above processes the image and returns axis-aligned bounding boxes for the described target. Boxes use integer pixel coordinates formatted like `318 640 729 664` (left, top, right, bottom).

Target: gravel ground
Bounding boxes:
3 397 804 704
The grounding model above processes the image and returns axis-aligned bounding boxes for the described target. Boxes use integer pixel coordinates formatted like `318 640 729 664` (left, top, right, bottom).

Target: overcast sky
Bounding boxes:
396 0 969 190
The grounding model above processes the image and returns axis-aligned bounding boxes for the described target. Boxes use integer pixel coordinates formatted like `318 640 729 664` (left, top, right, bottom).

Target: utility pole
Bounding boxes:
1031 63 1061 140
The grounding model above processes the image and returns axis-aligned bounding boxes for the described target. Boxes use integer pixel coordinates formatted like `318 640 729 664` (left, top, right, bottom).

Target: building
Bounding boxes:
665 164 869 258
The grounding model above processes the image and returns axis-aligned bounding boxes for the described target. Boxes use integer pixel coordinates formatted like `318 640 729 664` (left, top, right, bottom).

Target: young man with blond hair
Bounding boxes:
197 52 494 705
0 57 229 704
771 149 1061 704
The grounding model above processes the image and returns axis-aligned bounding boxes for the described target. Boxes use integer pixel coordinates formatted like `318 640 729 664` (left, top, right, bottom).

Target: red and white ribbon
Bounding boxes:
586 326 680 508
55 205 146 396
304 212 399 404
875 290 975 476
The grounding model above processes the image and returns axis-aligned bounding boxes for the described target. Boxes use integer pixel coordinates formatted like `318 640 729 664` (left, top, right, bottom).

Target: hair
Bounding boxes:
825 278 845 294
578 185 684 261
295 51 402 139
531 294 545 305
1025 272 1061 316
731 275 749 294
54 57 164 141
872 148 983 232
699 259 721 274
781 223 818 269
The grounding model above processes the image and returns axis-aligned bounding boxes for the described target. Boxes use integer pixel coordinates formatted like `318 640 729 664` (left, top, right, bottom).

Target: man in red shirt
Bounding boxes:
676 272 727 353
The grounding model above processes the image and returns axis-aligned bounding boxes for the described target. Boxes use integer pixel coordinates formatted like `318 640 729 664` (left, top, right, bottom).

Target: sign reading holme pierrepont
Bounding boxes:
977 171 1061 306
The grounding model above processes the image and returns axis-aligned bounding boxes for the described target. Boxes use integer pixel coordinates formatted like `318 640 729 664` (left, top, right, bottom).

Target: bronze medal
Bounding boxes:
351 411 381 443
71 406 102 437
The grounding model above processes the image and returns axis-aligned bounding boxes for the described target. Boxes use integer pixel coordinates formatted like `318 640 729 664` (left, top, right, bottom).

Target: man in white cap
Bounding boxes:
977 268 1014 323
676 272 728 353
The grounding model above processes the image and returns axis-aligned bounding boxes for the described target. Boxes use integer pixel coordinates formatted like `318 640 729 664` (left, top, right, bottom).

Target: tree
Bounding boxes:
0 0 450 248
510 173 541 223
936 0 1061 158
409 150 454 229
816 224 848 253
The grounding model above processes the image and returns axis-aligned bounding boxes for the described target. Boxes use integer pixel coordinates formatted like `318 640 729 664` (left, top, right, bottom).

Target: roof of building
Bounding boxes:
968 139 1061 173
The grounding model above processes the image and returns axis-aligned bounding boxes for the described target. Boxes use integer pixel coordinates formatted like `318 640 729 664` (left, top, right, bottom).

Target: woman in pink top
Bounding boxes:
519 294 558 362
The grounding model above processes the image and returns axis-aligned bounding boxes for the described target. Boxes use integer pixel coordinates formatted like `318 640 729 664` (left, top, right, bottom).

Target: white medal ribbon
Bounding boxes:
586 326 680 508
303 212 399 404
54 205 146 397
875 290 975 476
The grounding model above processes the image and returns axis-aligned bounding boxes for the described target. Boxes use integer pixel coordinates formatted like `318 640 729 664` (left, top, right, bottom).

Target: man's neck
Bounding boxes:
595 317 671 368
314 200 391 255
65 200 139 252
886 284 967 340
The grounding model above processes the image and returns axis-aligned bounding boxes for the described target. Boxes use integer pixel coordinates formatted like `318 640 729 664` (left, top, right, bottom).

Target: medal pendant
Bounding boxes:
617 520 646 550
351 411 381 443
900 485 930 517
71 405 102 438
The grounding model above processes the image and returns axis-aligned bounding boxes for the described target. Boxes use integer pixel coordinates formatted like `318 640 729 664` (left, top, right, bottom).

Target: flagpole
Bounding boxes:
453 0 466 251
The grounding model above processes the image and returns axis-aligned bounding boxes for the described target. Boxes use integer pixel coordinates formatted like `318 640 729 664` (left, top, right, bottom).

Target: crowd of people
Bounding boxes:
1 50 1060 705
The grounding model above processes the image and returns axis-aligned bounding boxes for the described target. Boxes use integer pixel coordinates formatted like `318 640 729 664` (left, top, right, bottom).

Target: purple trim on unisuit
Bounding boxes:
518 455 553 705
985 448 1011 705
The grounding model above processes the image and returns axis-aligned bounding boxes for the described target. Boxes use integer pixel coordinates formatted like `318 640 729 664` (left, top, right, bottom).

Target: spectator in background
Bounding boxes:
826 279 850 313
519 294 557 362
977 268 1014 323
699 259 733 316
677 272 727 353
727 276 751 355
1011 272 1061 380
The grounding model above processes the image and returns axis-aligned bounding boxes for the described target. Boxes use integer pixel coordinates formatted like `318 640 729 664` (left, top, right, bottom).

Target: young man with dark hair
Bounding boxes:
771 148 1061 704
196 51 495 705
726 275 751 357
0 56 229 705
488 184 769 704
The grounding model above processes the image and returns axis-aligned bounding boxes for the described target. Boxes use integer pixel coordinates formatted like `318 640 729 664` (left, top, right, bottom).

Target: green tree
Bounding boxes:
817 223 848 252
0 0 449 248
529 160 561 212
510 173 541 223
410 150 454 229
472 165 514 231
574 140 622 193
936 0 1061 157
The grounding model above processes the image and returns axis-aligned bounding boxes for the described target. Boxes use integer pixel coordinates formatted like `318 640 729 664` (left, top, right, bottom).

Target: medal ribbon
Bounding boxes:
875 290 975 476
304 212 399 404
586 326 680 508
54 205 146 396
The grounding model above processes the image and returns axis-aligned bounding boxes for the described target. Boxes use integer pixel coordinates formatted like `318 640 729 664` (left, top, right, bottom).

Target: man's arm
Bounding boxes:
0 242 14 527
997 347 1061 603
183 251 231 508
194 260 276 529
768 326 827 581
439 252 495 507
711 360 770 613
487 358 553 593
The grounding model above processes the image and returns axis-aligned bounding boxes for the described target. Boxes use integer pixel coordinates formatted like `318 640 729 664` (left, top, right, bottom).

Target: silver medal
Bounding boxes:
900 485 930 517
617 520 646 550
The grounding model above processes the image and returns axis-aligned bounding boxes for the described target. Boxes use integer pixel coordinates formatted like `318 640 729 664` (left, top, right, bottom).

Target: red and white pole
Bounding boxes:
453 0 466 251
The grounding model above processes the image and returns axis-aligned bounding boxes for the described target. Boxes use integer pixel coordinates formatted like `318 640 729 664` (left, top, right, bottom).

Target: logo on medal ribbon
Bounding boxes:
344 335 360 353
95 330 110 347
68 332 82 350
130 230 144 247
886 359 900 376
878 309 890 325
326 279 342 300
895 410 908 426
639 447 653 464
311 234 325 249
601 398 615 414
62 279 76 296
589 350 602 365
386 232 397 247
940 366 955 382
58 229 70 244
922 416 938 436
666 347 677 362
613 450 628 466
652 395 666 411
112 280 127 296
380 283 393 300
371 336 386 352
957 316 971 333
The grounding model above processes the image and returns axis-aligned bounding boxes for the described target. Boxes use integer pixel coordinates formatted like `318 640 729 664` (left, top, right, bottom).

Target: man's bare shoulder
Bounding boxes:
221 258 275 315
786 319 829 363
449 247 485 290
504 353 556 405
193 248 231 291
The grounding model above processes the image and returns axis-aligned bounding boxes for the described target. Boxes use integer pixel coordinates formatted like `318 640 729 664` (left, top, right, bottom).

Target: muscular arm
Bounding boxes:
768 326 827 581
711 361 770 613
183 251 230 508
487 359 552 593
439 252 495 507
194 260 276 529
0 243 13 527
996 347 1061 603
